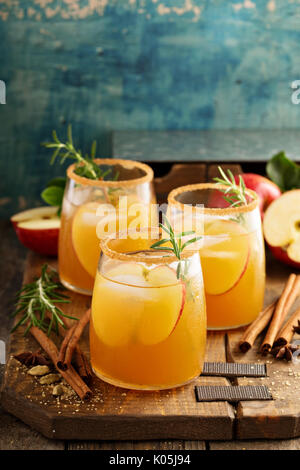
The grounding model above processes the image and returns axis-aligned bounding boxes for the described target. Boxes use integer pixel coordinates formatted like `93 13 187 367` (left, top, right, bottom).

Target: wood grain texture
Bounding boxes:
113 130 300 164
154 163 207 204
2 162 300 446
210 439 300 450
227 253 300 440
1 251 234 441
2 1 300 219
68 440 206 450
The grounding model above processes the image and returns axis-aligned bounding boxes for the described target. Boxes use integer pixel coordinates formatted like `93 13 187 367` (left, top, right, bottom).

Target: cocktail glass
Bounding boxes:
168 183 265 330
90 228 206 390
58 159 155 295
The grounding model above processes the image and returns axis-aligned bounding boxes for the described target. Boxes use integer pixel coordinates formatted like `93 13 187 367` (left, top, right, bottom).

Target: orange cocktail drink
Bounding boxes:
168 184 265 330
90 230 206 390
58 159 155 295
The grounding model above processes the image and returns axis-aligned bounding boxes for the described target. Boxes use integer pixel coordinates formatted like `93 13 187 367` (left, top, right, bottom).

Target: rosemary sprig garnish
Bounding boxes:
150 215 201 281
12 264 77 336
43 124 116 182
213 166 247 208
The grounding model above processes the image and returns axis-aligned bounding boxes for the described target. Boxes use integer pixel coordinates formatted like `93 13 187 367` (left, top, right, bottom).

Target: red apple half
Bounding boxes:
11 206 60 256
208 173 281 218
235 173 281 218
263 190 300 269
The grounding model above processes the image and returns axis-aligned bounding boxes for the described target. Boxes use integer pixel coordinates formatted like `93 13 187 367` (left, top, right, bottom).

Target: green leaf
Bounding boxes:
41 186 64 207
266 151 300 191
181 236 202 251
150 238 170 248
45 177 66 189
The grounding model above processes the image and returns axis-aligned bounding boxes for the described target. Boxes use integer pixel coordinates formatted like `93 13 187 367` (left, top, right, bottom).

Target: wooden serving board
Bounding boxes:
2 252 300 441
2 163 300 441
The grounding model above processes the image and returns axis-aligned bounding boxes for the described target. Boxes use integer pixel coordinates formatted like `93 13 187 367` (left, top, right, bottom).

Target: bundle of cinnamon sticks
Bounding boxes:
30 308 92 400
239 274 300 359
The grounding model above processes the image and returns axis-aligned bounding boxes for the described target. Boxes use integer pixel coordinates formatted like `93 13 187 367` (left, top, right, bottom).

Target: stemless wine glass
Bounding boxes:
168 184 265 330
90 228 206 390
58 159 155 295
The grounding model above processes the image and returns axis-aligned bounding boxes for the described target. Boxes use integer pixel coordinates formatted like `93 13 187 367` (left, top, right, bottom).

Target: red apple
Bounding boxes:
234 173 281 218
263 190 300 269
11 206 60 256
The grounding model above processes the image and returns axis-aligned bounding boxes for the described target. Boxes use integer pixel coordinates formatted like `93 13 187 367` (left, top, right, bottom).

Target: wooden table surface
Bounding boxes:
1 220 300 450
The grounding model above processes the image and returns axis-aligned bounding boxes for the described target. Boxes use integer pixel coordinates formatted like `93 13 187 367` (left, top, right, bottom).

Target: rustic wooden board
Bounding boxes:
2 162 300 443
227 254 300 440
1 253 234 441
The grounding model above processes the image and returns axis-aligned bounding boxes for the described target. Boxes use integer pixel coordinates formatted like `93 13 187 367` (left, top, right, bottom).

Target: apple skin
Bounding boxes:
11 207 60 256
14 226 59 256
170 281 186 336
268 245 300 270
234 173 281 218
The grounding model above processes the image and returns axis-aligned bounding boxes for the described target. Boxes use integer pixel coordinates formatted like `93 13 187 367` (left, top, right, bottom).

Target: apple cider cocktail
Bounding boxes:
168 183 265 330
90 229 206 390
59 159 155 295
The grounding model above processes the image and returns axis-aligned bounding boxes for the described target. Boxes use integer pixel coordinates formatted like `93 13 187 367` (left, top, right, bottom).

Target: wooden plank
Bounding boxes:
154 163 206 204
1 253 234 442
0 341 64 451
210 439 300 450
68 440 205 450
0 221 26 340
113 130 300 163
226 252 300 440
0 223 64 450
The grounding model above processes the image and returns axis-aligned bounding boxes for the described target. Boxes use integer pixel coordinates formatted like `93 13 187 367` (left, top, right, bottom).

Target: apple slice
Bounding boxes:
136 265 186 345
104 262 149 287
92 263 149 347
200 219 250 295
263 190 300 268
72 202 102 278
11 206 60 256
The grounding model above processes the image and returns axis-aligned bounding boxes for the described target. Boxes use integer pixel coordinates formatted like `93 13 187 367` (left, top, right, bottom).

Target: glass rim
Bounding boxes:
168 183 259 215
67 158 154 188
100 227 197 264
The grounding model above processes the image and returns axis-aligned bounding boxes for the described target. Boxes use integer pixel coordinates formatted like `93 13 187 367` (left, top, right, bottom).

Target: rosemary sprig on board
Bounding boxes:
12 264 77 336
213 166 247 208
150 214 201 280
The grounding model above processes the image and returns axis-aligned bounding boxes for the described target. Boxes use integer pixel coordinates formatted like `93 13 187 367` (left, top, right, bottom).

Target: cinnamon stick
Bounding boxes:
239 300 277 353
57 324 76 370
64 309 91 369
261 274 298 355
30 326 92 400
46 311 92 382
274 306 300 347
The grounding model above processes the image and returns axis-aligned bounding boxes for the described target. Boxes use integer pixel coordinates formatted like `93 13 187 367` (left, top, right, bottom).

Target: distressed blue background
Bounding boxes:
0 0 300 217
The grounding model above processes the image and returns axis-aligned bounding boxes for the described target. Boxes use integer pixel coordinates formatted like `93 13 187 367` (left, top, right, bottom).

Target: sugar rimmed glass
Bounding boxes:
90 228 206 390
168 183 265 330
58 159 155 295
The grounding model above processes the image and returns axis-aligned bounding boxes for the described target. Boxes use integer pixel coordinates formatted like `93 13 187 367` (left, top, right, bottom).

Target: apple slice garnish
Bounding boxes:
72 202 102 278
92 263 149 347
11 206 60 256
263 190 300 267
200 219 250 295
136 265 186 345
93 264 186 348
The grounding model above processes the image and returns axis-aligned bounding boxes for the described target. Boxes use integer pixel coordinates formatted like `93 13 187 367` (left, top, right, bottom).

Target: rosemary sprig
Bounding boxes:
150 214 201 281
43 124 115 182
213 166 247 208
12 264 77 336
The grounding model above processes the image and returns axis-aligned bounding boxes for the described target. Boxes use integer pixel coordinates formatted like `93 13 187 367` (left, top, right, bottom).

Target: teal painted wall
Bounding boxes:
1 1 300 217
